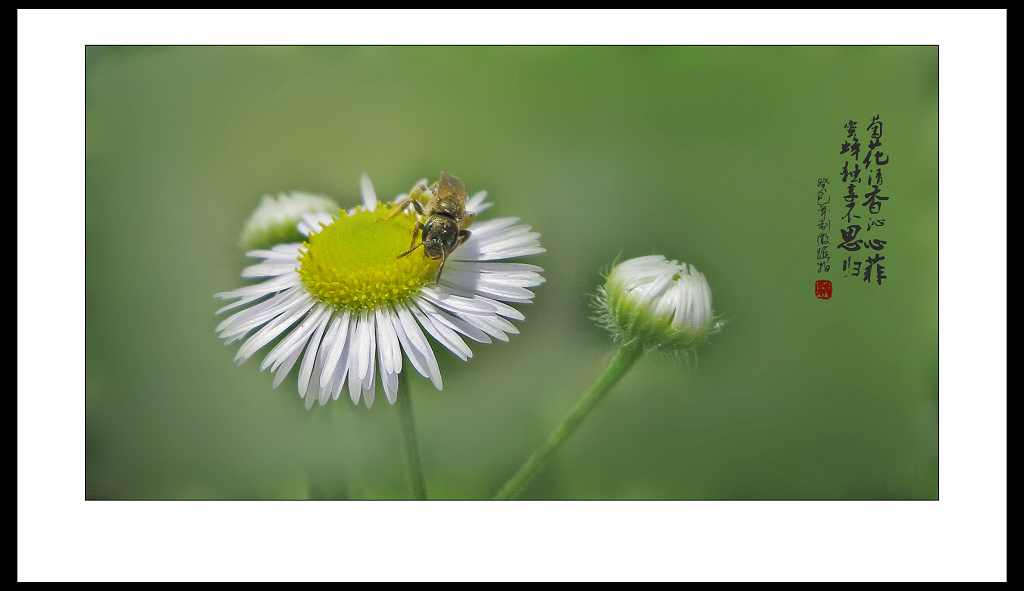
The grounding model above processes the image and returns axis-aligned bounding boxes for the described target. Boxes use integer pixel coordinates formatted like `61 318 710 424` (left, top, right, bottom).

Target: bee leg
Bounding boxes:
463 211 477 229
457 229 472 246
409 221 423 250
396 222 424 259
378 197 410 222
396 241 424 259
410 182 430 202
403 182 431 214
378 195 426 222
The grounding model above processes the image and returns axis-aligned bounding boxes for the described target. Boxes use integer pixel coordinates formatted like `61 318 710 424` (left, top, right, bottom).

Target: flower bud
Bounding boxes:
239 191 340 251
596 255 721 350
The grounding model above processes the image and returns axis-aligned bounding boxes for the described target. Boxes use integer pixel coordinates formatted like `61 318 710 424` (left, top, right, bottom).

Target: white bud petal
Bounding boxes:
596 255 721 350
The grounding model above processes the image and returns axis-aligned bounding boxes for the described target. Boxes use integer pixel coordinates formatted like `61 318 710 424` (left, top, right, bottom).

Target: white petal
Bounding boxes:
444 266 545 289
463 217 520 236
394 303 442 390
216 271 298 300
318 372 333 406
271 243 304 257
382 370 398 404
215 271 298 301
383 307 402 374
355 310 372 381
216 285 296 331
245 245 302 262
348 373 361 404
698 272 713 325
331 320 357 401
472 239 545 261
620 255 665 268
419 287 496 315
485 313 519 335
442 271 546 297
389 304 427 379
215 274 300 314
217 288 308 339
413 297 492 344
313 311 350 389
234 294 315 364
438 271 538 302
365 312 377 383
360 173 377 209
450 218 545 262
318 310 352 389
374 308 395 374
347 317 365 404
272 343 304 389
475 297 526 321
241 261 300 278
306 318 336 403
375 307 404 376
459 312 513 342
409 302 472 361
297 309 332 397
484 224 535 240
465 190 492 214
262 303 329 372
362 332 376 408
445 261 544 274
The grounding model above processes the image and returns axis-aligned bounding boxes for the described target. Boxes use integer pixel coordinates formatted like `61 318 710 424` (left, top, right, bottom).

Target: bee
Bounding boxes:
379 171 476 284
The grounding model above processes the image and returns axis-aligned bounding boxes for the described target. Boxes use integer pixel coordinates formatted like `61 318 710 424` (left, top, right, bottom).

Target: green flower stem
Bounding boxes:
396 377 428 500
494 340 646 500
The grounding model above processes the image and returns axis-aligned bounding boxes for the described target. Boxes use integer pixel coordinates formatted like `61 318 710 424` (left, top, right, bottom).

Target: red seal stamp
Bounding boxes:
815 280 833 299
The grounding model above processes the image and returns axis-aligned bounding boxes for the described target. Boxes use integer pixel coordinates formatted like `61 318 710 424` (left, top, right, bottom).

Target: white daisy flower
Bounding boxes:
216 174 545 409
596 255 721 351
239 191 340 251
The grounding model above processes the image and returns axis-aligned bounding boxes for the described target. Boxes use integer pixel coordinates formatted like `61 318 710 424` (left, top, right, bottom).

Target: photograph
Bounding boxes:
85 45 939 501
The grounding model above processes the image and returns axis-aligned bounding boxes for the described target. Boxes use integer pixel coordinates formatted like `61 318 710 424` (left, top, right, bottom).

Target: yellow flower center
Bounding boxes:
298 203 439 311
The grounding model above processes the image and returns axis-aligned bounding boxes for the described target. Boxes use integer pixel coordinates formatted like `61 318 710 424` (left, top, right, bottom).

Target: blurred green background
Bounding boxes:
85 46 937 499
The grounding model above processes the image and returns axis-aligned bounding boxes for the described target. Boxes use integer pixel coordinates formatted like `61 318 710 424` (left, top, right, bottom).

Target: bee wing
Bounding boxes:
437 171 468 204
